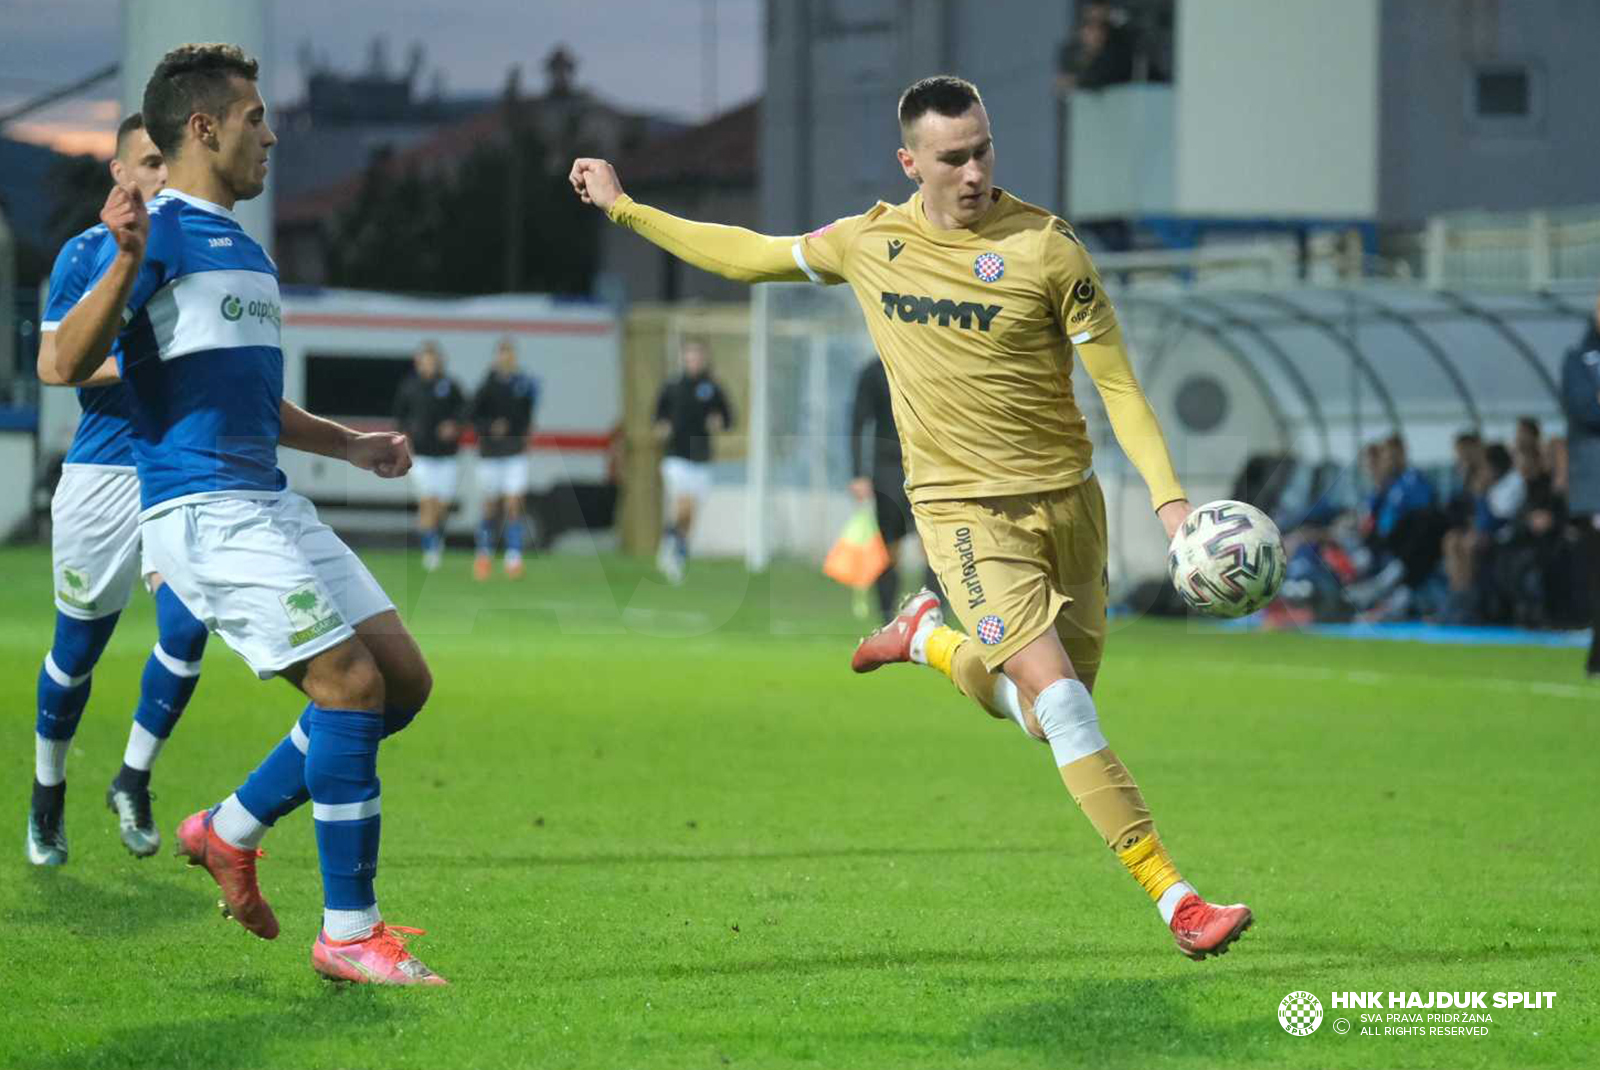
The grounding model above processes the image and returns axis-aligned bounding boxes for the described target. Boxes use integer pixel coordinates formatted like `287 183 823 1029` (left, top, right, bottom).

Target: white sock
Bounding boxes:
907 613 941 664
1158 881 1198 924
324 905 383 942
1032 678 1110 768
211 793 269 849
122 723 166 772
35 736 71 786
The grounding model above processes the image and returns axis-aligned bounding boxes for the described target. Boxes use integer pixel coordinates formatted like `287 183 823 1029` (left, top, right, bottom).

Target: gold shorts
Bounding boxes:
914 477 1109 677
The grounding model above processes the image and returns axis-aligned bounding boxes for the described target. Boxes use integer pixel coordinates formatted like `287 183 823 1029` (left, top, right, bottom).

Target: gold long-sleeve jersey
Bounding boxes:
606 186 1184 510
794 188 1162 505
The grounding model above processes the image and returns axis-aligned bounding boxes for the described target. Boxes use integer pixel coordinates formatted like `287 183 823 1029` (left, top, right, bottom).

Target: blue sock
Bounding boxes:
306 707 384 910
475 519 493 554
505 516 524 555
35 612 120 776
234 705 314 826
230 702 419 830
421 529 441 555
131 586 208 746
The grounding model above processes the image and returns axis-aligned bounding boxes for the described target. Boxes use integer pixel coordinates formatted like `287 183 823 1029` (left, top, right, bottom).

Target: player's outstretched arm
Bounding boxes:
54 185 147 383
1077 325 1191 537
569 158 807 284
279 399 412 478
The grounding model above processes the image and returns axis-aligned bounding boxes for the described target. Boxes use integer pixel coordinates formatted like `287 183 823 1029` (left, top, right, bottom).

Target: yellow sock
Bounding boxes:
923 625 965 678
1116 832 1183 903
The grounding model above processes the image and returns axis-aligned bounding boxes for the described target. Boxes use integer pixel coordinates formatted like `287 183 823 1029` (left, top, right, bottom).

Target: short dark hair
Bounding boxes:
114 113 146 157
142 42 260 157
1484 442 1512 478
1454 430 1481 447
897 76 983 142
1516 415 1541 437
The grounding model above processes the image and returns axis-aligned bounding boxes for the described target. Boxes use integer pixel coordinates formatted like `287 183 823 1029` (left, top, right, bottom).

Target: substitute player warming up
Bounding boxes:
56 44 444 984
571 75 1250 960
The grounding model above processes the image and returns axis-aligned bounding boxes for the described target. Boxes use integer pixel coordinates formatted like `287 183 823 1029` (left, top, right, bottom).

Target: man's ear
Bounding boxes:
188 111 220 151
896 146 921 185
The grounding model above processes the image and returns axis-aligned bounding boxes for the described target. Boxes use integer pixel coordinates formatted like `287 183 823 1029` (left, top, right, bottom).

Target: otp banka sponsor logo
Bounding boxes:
221 293 282 329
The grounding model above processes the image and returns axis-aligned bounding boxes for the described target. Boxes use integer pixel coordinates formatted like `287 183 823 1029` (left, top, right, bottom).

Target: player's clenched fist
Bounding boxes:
349 431 413 479
100 183 148 259
569 158 624 212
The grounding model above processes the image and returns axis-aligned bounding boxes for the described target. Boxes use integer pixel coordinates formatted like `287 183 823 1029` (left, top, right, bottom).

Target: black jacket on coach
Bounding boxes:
394 373 467 458
471 372 539 459
655 373 733 464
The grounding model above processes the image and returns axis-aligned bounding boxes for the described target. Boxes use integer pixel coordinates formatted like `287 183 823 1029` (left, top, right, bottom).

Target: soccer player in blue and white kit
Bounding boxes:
29 113 213 866
55 44 444 985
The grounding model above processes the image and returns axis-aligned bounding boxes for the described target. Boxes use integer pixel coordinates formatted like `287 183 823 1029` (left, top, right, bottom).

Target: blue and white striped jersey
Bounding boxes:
86 189 287 512
42 224 137 469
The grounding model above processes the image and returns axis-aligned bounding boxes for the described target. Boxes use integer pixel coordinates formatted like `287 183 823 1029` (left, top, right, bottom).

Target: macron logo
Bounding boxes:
208 237 234 248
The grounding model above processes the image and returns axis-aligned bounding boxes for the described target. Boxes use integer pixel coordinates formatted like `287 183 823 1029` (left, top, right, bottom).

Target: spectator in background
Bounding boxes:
394 341 466 571
1058 1 1136 92
653 338 733 585
1445 430 1486 530
1560 294 1600 675
1515 416 1542 461
470 338 539 581
850 358 942 624
1350 434 1442 618
1479 442 1527 534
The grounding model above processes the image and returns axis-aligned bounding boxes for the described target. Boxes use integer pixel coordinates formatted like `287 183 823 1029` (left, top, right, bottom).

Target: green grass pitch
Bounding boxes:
1 544 1595 1069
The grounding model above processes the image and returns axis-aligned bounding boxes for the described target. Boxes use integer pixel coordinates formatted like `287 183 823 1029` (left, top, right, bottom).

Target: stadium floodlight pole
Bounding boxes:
745 283 771 572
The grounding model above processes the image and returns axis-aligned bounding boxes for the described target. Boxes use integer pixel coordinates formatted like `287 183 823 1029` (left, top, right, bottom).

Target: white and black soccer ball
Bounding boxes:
1167 500 1285 618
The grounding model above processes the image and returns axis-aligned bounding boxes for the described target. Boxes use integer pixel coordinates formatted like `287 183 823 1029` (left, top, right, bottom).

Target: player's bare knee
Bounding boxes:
303 639 386 712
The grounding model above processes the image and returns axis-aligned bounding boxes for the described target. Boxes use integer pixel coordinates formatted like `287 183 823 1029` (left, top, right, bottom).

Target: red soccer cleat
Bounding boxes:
312 923 448 985
851 588 942 673
1169 893 1252 960
174 809 280 940
473 553 492 581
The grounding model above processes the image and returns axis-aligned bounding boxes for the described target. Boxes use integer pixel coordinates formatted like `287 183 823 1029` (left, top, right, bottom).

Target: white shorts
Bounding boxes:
51 464 152 620
140 492 394 679
477 454 529 498
411 456 459 501
661 457 712 509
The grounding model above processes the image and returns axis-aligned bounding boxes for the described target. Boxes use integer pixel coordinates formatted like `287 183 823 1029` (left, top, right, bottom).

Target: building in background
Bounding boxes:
761 0 1600 265
599 99 760 304
275 44 684 287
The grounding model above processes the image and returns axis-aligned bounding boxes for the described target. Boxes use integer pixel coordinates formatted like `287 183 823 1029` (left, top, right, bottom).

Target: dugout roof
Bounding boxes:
1116 282 1592 461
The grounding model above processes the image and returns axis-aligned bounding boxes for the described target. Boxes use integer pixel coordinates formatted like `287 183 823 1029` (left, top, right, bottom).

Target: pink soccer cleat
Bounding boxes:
174 809 279 940
312 923 448 985
851 588 942 673
1169 893 1253 960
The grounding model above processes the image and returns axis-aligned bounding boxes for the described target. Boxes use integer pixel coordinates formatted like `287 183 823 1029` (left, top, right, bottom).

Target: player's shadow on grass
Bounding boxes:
965 977 1272 1064
10 868 213 935
14 991 403 1070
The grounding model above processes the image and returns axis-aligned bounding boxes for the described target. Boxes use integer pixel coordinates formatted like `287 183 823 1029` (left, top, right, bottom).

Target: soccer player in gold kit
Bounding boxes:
571 76 1251 958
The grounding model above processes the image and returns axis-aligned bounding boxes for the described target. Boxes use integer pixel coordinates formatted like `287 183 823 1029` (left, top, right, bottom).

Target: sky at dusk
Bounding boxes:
0 0 763 158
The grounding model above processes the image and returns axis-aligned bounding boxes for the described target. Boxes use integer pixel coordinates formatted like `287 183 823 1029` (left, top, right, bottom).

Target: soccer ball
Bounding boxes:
1167 500 1285 618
